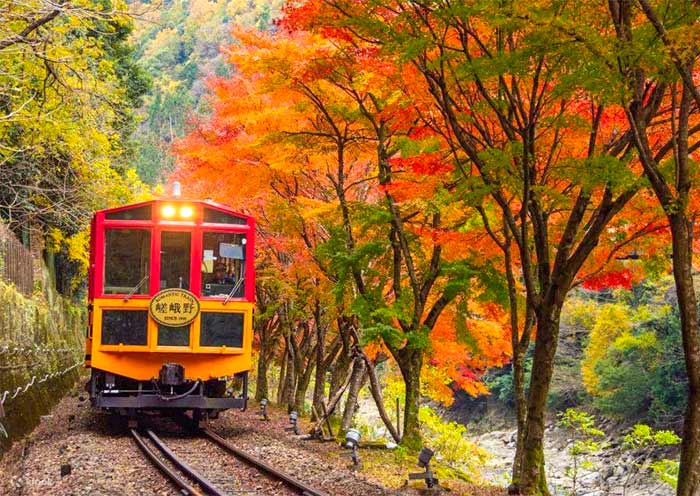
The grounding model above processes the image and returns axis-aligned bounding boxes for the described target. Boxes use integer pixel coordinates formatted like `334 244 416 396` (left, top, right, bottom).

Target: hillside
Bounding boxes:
127 0 283 183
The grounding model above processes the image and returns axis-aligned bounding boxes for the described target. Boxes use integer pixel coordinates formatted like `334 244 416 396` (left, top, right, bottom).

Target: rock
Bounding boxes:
60 464 71 477
579 471 600 485
602 465 615 480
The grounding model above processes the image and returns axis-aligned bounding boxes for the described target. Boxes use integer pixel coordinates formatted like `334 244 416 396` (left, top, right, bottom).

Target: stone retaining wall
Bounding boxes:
0 261 84 455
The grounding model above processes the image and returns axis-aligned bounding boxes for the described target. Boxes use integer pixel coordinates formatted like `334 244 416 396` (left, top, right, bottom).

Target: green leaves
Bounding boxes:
623 424 681 449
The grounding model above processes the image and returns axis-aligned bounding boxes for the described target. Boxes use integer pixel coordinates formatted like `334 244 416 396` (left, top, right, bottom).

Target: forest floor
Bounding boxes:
0 383 505 496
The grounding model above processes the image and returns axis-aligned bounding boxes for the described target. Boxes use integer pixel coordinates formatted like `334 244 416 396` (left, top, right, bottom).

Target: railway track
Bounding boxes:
130 426 329 496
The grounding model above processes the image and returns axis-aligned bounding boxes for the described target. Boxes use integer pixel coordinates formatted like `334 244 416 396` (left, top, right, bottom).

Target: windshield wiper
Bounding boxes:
223 277 244 306
123 275 149 302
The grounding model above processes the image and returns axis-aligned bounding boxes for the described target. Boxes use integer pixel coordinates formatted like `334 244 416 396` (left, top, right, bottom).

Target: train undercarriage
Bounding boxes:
86 366 248 423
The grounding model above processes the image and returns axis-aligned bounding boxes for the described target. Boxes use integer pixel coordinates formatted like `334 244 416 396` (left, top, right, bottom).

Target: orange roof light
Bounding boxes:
161 205 176 218
180 205 194 219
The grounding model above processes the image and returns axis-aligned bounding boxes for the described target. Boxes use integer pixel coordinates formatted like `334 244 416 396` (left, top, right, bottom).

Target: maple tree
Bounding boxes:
173 27 512 447
280 1 677 493
169 1 697 494
587 2 700 493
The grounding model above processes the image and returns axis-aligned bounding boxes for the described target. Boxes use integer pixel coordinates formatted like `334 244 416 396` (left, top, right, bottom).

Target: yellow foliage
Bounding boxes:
46 228 64 254
65 231 91 282
421 365 455 406
581 303 632 394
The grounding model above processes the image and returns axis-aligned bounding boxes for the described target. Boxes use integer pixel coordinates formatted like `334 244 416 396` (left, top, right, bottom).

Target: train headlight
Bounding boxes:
162 205 176 218
180 206 194 219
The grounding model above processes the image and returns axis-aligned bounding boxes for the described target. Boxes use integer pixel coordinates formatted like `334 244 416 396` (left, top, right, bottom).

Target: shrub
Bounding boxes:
578 281 686 424
418 406 489 483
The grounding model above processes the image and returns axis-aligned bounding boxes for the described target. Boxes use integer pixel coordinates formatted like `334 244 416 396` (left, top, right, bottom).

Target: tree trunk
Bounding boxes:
340 358 367 433
311 313 327 421
293 346 317 414
276 341 287 405
395 347 423 450
670 215 700 496
517 304 564 496
328 347 352 414
511 345 528 478
313 336 340 421
280 342 296 409
255 348 270 402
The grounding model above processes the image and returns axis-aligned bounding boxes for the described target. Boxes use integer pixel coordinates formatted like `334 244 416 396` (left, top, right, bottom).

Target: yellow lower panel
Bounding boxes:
90 298 253 381
91 352 252 381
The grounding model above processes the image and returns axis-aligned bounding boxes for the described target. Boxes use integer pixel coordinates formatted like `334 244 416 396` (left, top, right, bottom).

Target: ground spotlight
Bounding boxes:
343 428 361 467
285 410 299 435
259 398 269 421
409 446 439 488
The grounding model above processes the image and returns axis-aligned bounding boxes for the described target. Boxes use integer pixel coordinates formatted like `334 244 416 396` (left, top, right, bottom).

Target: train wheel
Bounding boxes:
192 409 207 430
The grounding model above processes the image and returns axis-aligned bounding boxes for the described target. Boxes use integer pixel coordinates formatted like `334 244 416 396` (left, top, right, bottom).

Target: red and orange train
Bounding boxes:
84 191 255 421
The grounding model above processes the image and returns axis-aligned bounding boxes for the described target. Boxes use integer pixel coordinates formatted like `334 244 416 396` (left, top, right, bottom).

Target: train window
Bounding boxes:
105 205 151 221
101 310 148 345
104 229 151 295
157 324 190 347
201 232 246 297
160 231 191 290
200 312 244 347
203 207 247 225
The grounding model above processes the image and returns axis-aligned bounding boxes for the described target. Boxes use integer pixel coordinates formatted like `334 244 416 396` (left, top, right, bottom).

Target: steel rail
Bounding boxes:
202 428 330 496
130 429 204 496
145 429 226 496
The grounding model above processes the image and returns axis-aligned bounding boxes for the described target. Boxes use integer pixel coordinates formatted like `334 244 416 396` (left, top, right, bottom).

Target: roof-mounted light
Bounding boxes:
161 205 176 218
180 206 194 219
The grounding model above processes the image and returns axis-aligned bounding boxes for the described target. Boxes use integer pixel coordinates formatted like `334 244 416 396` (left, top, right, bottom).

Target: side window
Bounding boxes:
160 231 191 290
104 229 151 295
203 207 246 225
201 232 246 297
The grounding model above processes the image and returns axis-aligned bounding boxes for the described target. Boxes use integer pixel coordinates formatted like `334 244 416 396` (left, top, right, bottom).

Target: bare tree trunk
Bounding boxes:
313 336 340 421
276 340 287 405
392 346 423 450
328 319 352 414
293 345 317 414
340 358 367 433
309 361 355 435
348 327 401 443
255 348 270 402
669 215 700 496
518 303 564 496
280 340 296 409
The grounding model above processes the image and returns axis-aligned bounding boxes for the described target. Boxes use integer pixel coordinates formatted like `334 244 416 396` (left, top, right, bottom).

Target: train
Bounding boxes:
84 188 255 424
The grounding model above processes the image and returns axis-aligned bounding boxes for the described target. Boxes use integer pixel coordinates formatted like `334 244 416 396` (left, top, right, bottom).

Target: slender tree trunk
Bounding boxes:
255 348 270 402
511 346 528 477
280 342 296 409
670 215 700 496
518 304 564 496
277 341 287 405
395 347 423 450
313 336 340 421
293 347 317 414
312 324 327 421
328 338 352 415
340 358 367 433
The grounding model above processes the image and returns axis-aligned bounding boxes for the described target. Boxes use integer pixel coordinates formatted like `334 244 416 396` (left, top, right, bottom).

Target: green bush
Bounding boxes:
592 311 686 423
583 280 687 424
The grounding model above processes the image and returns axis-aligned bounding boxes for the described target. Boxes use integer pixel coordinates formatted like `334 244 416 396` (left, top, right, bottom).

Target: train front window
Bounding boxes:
160 231 191 290
104 229 150 295
201 232 246 297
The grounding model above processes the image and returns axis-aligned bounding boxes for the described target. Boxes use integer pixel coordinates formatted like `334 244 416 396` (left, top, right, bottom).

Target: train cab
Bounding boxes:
85 195 255 418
